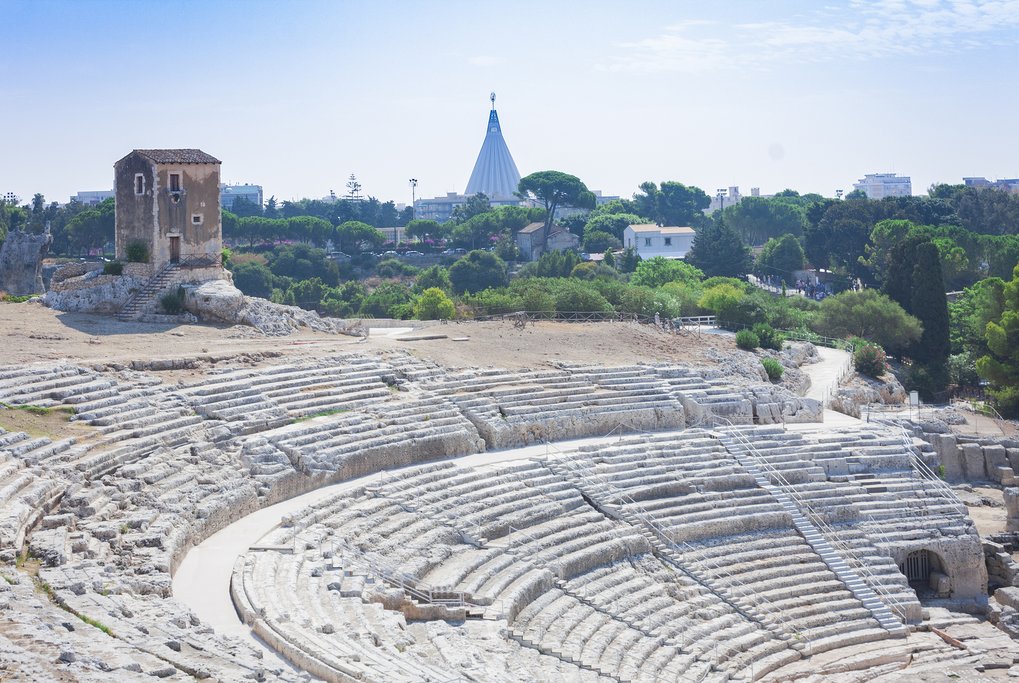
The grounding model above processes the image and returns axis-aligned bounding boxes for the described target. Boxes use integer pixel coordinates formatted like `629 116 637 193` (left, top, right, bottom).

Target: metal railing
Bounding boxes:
541 438 808 648
708 417 910 625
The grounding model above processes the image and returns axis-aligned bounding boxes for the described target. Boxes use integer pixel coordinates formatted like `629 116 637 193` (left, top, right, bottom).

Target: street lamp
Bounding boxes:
836 189 844 201
716 188 727 213
407 178 418 246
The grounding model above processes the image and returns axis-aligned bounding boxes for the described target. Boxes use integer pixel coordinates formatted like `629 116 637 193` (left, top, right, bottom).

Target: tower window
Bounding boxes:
192 214 203 225
664 237 672 246
134 174 145 195
644 238 652 247
169 173 181 192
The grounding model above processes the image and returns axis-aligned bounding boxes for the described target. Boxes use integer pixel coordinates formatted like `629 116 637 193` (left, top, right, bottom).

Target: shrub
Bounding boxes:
125 240 150 263
761 357 784 381
220 247 232 268
103 261 124 276
160 286 185 315
414 287 455 320
752 323 784 351
853 343 887 378
735 329 759 350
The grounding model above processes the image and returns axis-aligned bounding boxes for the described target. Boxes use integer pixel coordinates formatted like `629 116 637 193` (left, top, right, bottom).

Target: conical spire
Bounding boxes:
464 93 521 199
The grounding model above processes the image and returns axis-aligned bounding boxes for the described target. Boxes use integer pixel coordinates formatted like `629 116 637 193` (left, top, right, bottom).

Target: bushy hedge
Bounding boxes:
761 357 784 381
735 329 759 350
853 343 887 378
103 261 123 276
751 323 784 351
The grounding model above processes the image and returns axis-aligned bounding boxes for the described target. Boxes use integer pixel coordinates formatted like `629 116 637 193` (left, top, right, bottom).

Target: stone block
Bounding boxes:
935 434 965 482
1007 448 1019 472
929 571 951 598
985 445 1009 474
962 443 986 481
995 586 1019 611
997 466 1017 486
1005 488 1019 532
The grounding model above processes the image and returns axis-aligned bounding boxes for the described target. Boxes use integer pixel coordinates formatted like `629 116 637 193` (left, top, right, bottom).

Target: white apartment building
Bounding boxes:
623 224 696 260
853 173 911 199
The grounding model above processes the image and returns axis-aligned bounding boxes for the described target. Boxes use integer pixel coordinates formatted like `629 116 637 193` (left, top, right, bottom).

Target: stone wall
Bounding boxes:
0 230 52 295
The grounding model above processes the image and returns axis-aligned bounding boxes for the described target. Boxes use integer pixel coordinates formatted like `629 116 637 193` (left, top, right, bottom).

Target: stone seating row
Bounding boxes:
236 547 457 682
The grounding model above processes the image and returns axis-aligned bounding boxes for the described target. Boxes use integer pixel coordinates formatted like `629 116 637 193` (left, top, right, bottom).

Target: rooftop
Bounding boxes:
130 149 221 165
627 224 696 234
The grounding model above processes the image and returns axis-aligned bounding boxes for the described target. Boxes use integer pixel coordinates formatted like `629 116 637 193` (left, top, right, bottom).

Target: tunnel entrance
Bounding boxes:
899 549 947 598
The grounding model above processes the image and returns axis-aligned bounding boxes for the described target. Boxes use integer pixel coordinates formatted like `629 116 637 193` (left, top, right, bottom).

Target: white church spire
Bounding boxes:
464 92 521 199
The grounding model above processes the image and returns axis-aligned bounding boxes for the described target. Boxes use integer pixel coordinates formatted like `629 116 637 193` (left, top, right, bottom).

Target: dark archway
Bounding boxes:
899 549 946 597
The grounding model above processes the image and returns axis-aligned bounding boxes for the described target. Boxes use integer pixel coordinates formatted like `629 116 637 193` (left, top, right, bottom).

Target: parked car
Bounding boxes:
404 250 425 258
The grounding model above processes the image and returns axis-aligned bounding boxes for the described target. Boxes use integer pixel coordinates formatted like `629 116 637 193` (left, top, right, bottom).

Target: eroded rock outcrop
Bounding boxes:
0 230 51 295
182 279 366 338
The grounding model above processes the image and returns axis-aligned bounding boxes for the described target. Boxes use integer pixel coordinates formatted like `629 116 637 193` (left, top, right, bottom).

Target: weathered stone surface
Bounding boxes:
0 229 51 295
986 445 1010 476
182 280 366 338
43 270 145 313
963 443 987 480
1005 488 1019 532
934 434 965 482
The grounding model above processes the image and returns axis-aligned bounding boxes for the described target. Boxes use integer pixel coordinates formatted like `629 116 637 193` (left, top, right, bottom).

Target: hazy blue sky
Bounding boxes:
3 0 1018 206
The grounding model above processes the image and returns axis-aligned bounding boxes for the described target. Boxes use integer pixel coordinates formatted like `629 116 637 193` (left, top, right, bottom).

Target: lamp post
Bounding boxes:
836 189 844 201
407 178 418 247
716 188 727 213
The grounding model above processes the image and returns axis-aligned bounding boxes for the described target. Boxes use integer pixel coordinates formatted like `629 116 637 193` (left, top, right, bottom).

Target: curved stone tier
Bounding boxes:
0 355 989 680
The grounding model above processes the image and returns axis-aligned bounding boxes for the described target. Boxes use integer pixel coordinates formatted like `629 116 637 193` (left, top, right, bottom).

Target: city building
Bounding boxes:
515 221 580 261
71 190 114 205
852 173 911 199
415 93 528 223
2 192 18 205
623 224 696 260
706 186 743 213
963 177 1019 193
114 149 222 269
220 183 263 211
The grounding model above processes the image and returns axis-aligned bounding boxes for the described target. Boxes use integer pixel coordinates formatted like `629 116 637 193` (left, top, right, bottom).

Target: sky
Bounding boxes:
3 0 1019 207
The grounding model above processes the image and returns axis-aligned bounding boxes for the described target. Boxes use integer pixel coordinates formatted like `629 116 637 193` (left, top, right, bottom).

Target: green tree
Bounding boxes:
812 289 922 353
288 277 331 311
335 220 385 253
633 181 710 227
64 201 114 255
977 265 1019 416
517 171 595 241
414 265 452 293
909 241 951 366
287 215 332 246
630 256 703 289
405 219 443 241
550 279 613 313
321 281 366 317
582 213 646 242
756 234 805 284
448 250 508 294
725 197 807 245
268 244 340 285
414 287 456 319
583 231 621 253
231 261 274 299
359 282 415 318
698 283 746 317
686 218 753 278
618 246 641 273
449 193 492 224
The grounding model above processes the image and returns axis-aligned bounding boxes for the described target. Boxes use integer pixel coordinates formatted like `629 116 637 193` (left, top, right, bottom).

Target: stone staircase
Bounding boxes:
117 261 178 321
715 431 909 639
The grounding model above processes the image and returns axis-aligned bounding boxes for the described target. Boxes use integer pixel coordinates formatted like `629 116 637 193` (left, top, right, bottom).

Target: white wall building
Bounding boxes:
220 183 264 211
71 190 114 205
853 173 911 199
623 224 696 260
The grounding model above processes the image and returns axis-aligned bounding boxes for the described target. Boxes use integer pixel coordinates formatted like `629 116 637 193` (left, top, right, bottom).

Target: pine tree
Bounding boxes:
687 216 753 278
909 242 950 365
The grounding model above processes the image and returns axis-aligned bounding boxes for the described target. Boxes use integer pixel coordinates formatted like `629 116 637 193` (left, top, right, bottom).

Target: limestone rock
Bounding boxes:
43 270 145 313
0 229 51 295
182 281 366 339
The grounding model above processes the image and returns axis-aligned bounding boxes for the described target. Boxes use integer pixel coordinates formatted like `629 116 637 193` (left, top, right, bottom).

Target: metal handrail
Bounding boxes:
709 418 910 625
541 437 808 647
